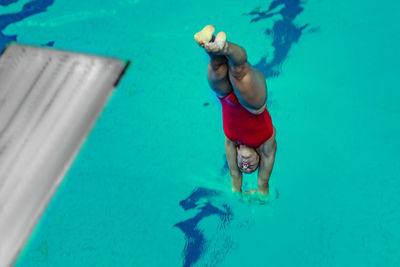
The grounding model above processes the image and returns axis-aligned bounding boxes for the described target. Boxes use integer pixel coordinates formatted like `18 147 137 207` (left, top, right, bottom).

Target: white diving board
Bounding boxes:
0 44 129 266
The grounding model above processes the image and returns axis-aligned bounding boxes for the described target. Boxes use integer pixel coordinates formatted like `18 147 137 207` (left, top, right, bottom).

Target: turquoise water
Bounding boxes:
2 0 399 266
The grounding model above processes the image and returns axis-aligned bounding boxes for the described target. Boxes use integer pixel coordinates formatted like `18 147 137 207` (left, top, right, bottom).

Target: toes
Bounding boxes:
214 32 226 46
202 25 215 42
194 25 215 46
215 32 226 44
194 33 205 47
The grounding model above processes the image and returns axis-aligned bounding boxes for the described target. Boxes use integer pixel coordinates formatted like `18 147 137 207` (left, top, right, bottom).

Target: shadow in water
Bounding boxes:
244 0 318 78
174 187 233 267
220 153 230 176
0 0 55 49
0 0 18 6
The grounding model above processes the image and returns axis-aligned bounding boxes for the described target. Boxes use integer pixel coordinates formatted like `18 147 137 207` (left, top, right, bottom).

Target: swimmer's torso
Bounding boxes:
218 91 274 148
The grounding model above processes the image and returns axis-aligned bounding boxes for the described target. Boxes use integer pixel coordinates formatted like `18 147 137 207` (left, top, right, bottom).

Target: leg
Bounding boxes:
207 54 233 97
195 25 233 97
203 31 267 113
225 42 267 113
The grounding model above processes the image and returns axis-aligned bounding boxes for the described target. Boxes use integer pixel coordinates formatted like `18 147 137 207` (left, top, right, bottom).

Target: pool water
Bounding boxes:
2 0 399 266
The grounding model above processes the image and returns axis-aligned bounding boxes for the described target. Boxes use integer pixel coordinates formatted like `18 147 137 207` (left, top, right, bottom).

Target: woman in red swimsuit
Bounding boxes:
194 25 277 197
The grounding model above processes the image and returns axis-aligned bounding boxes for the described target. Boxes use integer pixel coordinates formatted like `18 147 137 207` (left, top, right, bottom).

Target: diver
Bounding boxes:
194 25 277 197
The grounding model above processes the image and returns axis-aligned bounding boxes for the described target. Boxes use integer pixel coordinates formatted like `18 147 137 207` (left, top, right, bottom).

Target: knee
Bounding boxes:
229 63 250 81
208 61 228 80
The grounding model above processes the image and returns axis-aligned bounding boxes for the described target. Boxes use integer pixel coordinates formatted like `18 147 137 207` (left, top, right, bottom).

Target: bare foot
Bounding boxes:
204 32 228 55
204 31 228 55
194 25 215 47
195 26 228 55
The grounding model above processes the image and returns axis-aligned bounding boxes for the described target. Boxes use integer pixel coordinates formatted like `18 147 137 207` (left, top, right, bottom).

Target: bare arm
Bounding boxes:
256 129 277 196
225 137 243 193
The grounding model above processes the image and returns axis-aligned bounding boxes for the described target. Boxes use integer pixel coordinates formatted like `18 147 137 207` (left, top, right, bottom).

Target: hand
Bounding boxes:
240 190 269 205
245 188 258 194
245 188 268 196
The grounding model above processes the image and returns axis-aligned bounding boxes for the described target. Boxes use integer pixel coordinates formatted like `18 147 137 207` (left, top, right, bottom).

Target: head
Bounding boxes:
236 144 260 174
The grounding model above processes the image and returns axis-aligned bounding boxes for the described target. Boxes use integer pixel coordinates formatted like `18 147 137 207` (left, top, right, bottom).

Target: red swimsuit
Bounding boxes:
218 91 274 148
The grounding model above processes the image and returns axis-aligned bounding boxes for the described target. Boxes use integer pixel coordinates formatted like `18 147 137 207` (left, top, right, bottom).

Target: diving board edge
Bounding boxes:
0 44 129 266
